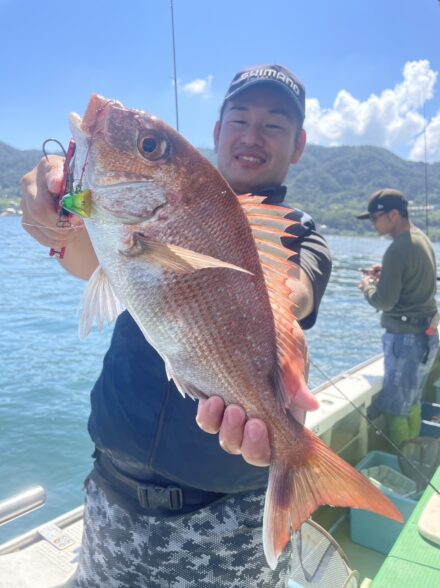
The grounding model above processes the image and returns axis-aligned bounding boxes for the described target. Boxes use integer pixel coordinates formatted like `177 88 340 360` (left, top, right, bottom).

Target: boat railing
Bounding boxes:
0 504 84 555
0 486 46 528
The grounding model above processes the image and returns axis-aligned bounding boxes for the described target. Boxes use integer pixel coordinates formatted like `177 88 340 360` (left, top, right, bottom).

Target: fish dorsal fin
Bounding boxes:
238 195 319 416
79 265 124 340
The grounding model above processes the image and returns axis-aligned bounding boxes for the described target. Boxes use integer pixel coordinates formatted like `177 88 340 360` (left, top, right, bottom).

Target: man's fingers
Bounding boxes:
289 407 306 425
196 396 225 434
21 220 57 248
44 156 65 195
21 158 61 224
21 155 85 247
219 405 246 454
196 399 271 467
21 196 83 247
241 419 271 467
21 219 84 249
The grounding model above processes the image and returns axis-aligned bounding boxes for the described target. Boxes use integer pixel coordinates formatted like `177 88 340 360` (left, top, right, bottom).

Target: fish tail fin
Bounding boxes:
263 428 403 569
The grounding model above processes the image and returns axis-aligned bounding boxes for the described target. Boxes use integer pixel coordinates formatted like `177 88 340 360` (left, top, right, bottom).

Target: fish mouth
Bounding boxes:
69 112 153 188
69 112 86 137
69 100 167 225
69 95 122 136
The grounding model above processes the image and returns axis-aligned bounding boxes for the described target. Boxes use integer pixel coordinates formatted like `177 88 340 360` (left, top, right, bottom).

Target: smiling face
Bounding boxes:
214 85 306 194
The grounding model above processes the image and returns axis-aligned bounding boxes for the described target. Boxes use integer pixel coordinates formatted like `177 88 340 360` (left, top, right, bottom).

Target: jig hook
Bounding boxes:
42 138 67 161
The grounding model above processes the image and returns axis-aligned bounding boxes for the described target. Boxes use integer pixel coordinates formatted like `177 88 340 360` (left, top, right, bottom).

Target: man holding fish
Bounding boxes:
20 65 397 587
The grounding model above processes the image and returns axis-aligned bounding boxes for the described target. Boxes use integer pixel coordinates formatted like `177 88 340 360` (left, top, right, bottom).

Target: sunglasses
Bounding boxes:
369 211 387 223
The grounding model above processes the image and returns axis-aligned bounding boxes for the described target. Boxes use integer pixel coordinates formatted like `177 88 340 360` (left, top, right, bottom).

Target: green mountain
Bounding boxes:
2 140 440 239
283 145 440 238
0 141 42 209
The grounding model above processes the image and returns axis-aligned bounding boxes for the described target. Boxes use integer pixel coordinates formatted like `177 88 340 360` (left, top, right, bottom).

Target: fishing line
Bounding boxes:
169 0 180 132
21 222 83 232
310 358 440 495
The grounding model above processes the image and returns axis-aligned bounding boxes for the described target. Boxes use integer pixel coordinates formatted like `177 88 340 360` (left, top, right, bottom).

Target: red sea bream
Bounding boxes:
65 94 402 569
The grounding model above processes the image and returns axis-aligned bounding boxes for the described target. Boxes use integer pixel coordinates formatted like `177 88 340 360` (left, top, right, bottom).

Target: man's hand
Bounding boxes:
196 397 271 467
21 156 99 280
358 275 373 291
358 263 381 290
21 156 85 250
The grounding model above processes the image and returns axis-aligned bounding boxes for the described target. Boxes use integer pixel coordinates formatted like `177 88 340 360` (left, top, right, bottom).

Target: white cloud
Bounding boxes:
305 60 439 162
182 75 213 98
409 112 440 162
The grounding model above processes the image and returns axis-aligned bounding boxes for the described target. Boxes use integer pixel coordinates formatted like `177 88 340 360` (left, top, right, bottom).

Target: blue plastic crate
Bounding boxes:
350 451 417 554
360 464 417 497
420 402 440 438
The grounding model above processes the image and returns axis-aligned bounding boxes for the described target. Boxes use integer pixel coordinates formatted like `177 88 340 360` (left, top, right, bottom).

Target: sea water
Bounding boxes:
0 216 437 542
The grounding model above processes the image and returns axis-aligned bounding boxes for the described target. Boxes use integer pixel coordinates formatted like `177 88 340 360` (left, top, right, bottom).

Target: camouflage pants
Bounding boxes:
74 480 292 588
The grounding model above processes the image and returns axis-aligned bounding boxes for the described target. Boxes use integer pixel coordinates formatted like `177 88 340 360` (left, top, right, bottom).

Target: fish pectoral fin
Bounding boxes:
121 233 253 275
78 265 124 340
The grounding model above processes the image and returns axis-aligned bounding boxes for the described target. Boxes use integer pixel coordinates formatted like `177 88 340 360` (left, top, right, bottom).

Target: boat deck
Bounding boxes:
332 517 386 583
2 354 429 587
369 467 440 587
0 508 83 588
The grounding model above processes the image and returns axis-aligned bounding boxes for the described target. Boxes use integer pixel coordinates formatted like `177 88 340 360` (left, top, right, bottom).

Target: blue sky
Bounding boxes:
1 0 440 161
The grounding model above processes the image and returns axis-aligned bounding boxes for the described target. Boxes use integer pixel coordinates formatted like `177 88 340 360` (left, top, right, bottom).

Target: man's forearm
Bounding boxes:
287 267 314 320
361 273 400 311
59 229 99 280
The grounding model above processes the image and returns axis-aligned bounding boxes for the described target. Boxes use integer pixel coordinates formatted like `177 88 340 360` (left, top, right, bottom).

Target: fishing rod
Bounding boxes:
169 0 180 132
310 358 440 495
358 268 440 281
422 99 429 237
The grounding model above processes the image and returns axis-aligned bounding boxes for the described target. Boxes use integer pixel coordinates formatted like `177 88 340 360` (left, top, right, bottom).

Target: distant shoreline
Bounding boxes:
0 213 386 241
0 208 21 217
1 208 436 244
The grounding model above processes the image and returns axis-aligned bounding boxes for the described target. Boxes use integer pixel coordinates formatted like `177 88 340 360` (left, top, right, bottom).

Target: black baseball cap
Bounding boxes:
356 189 408 220
221 64 306 122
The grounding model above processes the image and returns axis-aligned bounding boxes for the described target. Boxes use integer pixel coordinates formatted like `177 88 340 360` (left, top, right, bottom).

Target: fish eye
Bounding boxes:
137 131 169 161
